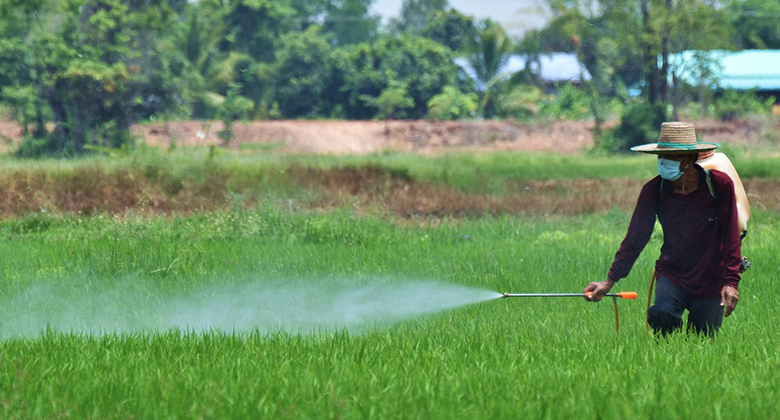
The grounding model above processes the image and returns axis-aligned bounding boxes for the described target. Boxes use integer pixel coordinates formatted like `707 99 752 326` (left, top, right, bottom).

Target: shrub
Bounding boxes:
612 102 668 152
538 84 592 120
427 86 478 120
714 89 775 121
15 134 72 158
499 85 543 119
361 83 416 120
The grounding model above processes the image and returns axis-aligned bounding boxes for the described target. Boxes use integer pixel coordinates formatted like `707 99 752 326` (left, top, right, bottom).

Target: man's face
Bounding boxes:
657 153 684 161
658 153 695 170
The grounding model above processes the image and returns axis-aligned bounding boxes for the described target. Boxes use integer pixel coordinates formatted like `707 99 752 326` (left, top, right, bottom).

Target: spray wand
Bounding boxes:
501 291 638 333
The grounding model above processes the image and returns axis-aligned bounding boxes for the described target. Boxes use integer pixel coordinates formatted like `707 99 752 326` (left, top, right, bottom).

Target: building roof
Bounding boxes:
671 50 780 91
455 53 591 90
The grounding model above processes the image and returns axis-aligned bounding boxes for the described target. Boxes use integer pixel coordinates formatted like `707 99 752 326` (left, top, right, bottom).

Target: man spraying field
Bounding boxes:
584 122 744 336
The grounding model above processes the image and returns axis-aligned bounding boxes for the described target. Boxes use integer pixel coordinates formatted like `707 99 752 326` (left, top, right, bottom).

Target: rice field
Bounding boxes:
0 152 778 419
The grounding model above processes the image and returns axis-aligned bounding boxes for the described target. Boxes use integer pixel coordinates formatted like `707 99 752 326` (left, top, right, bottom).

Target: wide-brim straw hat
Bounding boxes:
631 122 719 154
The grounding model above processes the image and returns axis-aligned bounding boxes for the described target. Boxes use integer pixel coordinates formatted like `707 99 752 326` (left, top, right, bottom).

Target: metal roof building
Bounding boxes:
671 50 780 91
455 53 591 90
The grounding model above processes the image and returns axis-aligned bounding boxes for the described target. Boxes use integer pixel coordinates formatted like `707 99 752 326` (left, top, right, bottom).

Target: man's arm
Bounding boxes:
585 180 659 301
715 171 741 316
716 173 742 288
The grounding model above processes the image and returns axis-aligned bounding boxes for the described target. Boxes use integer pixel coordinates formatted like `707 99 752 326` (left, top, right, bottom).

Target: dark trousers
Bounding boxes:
647 276 724 337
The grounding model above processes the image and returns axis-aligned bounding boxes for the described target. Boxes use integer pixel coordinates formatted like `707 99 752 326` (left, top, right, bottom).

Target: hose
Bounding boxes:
646 269 656 331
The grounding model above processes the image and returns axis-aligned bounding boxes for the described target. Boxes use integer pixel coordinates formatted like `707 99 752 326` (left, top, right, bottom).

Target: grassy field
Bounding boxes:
0 201 778 418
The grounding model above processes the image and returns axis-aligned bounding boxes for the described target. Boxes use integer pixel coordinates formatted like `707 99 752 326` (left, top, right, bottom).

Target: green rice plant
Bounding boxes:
0 209 776 418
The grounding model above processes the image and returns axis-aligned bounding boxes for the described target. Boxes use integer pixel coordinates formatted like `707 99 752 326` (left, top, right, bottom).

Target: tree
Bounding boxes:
216 83 254 146
538 0 733 109
360 82 415 121
0 0 57 139
270 28 337 118
389 0 448 35
421 9 477 53
3 0 187 155
468 24 513 117
663 2 733 117
222 0 296 62
39 0 139 152
324 0 379 46
334 35 459 119
427 86 478 120
727 0 780 49
501 85 544 119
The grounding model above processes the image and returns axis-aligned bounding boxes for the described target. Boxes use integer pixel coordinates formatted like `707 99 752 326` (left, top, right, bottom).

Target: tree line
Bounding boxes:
0 0 777 155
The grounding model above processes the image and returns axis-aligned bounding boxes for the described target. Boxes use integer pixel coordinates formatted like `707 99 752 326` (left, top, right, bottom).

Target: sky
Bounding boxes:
370 0 552 38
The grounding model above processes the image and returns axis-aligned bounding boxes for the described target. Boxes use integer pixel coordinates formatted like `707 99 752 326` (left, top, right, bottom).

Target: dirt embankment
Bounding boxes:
2 118 776 155
98 118 780 155
132 120 601 155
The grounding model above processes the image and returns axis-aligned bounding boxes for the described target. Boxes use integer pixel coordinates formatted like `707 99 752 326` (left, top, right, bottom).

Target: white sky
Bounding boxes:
371 0 551 38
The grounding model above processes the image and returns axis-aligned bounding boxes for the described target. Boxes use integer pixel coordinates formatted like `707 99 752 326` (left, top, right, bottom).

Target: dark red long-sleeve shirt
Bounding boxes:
607 166 742 299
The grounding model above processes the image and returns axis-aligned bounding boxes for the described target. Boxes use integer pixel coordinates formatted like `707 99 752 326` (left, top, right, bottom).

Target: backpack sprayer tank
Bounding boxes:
697 150 751 273
697 151 750 234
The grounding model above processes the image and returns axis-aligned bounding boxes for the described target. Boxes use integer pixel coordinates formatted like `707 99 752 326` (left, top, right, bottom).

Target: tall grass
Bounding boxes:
1 148 778 216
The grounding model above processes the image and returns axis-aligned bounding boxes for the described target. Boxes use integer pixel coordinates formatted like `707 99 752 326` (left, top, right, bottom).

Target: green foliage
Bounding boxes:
3 0 188 156
390 0 449 35
14 134 68 158
426 86 478 120
216 83 254 146
714 90 775 121
612 102 668 152
727 0 780 49
517 11 579 54
323 0 379 46
468 24 513 117
360 83 415 120
270 28 336 118
222 0 296 61
334 35 459 119
0 0 772 152
499 84 543 119
421 9 477 53
540 0 735 105
538 84 592 120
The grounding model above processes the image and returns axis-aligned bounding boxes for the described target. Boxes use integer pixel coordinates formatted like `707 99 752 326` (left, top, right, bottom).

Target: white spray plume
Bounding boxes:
1 278 502 338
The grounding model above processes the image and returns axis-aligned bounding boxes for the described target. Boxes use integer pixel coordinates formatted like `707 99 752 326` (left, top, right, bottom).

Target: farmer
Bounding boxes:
583 122 741 336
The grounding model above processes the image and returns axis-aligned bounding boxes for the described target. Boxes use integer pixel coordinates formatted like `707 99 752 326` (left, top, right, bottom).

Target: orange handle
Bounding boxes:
585 291 638 299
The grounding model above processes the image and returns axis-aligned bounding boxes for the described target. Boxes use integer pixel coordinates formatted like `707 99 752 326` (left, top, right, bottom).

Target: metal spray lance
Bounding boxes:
500 291 639 333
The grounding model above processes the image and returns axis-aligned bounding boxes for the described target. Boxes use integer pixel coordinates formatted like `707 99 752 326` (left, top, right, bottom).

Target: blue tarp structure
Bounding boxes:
455 53 591 90
671 50 780 91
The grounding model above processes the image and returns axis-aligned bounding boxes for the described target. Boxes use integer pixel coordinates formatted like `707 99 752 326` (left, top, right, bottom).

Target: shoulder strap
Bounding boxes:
658 179 665 226
705 169 717 201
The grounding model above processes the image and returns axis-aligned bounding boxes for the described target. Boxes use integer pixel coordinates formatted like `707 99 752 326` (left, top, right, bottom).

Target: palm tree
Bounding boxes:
468 25 513 118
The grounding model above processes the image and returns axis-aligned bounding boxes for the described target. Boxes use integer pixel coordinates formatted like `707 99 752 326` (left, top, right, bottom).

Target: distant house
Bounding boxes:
670 50 780 93
455 53 591 91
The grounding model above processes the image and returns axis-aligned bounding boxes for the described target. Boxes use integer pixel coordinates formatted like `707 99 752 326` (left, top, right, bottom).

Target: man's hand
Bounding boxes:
720 285 739 317
583 279 615 302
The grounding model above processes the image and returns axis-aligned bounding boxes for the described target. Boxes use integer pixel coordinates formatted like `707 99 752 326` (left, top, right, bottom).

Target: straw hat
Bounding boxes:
631 122 719 154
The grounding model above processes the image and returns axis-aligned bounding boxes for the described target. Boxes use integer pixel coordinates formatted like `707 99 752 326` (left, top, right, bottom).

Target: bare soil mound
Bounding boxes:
133 119 602 155
2 118 776 155
129 118 780 154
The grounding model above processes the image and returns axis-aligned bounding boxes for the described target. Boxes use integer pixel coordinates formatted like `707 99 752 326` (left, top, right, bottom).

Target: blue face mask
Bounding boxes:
658 157 685 181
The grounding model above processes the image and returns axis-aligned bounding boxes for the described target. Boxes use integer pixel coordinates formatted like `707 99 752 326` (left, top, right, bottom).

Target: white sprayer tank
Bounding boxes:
697 151 750 233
